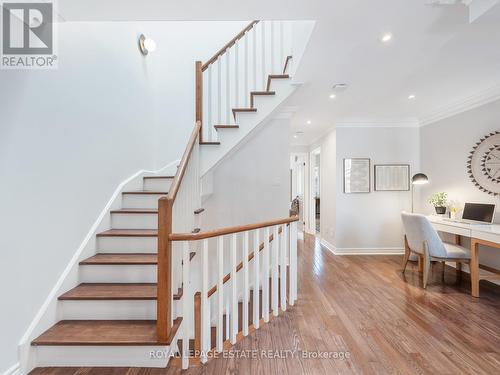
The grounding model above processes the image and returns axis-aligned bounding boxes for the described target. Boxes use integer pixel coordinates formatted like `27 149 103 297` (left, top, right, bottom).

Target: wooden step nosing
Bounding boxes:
110 209 158 215
96 230 158 238
143 176 174 180
122 191 168 195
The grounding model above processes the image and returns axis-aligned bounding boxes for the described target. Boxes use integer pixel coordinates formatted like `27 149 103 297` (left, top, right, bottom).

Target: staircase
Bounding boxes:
24 20 308 373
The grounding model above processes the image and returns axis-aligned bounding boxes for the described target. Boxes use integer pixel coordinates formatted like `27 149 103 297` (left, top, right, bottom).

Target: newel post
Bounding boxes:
195 61 203 143
157 197 173 342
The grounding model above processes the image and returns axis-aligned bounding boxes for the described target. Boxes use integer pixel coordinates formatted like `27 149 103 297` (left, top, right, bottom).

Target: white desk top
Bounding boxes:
427 215 500 243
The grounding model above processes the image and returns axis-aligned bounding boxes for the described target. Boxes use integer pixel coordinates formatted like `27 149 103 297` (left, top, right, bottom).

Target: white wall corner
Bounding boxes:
419 83 500 127
2 363 20 375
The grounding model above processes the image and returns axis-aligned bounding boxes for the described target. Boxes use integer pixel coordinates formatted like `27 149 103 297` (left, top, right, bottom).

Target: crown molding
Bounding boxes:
335 120 419 128
419 83 500 127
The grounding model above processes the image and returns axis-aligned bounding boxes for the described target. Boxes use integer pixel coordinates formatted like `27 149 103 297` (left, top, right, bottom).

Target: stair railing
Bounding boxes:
170 215 299 367
196 20 293 143
157 121 201 343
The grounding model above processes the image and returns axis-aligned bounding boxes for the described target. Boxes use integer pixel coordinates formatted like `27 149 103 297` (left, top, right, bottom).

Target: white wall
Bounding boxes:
202 118 291 229
419 99 500 270
316 126 420 253
319 130 336 246
0 20 246 373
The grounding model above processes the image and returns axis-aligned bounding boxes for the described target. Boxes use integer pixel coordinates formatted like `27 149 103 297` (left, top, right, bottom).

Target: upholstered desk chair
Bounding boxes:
401 212 471 288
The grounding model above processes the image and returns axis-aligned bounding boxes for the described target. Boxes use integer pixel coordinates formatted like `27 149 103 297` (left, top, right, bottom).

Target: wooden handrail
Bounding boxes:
170 215 298 241
167 121 202 202
201 20 259 72
157 121 201 342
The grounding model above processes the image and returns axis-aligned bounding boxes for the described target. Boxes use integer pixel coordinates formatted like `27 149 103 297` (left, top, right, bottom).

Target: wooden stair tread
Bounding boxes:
31 318 182 346
122 191 168 195
58 283 183 300
80 253 157 265
266 74 290 91
250 91 276 95
232 108 257 112
143 175 174 179
110 208 158 214
250 91 276 107
96 229 157 237
214 125 239 130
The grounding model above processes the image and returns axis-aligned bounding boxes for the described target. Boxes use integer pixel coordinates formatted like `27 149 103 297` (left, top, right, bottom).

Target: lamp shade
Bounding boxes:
411 173 429 185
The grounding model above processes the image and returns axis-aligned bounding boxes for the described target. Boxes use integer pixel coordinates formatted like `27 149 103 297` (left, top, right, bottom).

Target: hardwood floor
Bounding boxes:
30 233 500 375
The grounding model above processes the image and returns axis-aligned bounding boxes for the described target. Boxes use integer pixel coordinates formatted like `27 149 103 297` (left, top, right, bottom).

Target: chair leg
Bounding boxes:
402 247 410 274
441 261 446 282
423 247 431 289
456 262 462 283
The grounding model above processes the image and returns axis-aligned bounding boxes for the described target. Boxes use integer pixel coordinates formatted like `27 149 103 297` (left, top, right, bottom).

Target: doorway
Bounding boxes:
310 148 321 236
290 153 307 231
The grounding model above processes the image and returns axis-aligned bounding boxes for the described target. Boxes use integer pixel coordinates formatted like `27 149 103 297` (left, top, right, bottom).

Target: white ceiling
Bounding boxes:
57 0 500 146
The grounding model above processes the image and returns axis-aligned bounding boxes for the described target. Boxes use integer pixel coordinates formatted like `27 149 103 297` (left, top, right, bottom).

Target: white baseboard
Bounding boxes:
2 363 20 375
320 239 404 255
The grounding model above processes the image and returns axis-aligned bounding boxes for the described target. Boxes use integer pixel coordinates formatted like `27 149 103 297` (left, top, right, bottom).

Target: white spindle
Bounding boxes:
271 21 275 74
279 20 284 72
207 65 212 141
226 49 230 124
272 226 279 316
290 221 297 305
244 34 248 107
216 236 224 351
243 231 249 335
253 229 260 329
201 239 209 363
182 241 190 369
217 58 221 125
280 225 287 311
261 21 266 90
263 227 270 322
230 233 238 344
235 40 239 108
252 27 257 92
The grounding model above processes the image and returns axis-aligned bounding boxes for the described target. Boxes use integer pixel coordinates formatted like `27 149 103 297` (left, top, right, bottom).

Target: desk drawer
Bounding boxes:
431 222 471 237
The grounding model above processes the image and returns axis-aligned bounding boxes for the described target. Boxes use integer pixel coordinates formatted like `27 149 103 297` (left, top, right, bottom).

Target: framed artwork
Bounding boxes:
374 164 410 191
344 158 370 193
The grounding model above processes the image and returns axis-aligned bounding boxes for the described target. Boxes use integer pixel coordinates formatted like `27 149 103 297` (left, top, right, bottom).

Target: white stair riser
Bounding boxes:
97 237 157 253
143 179 172 191
59 300 181 320
35 345 172 367
80 265 157 283
122 194 165 209
111 213 158 230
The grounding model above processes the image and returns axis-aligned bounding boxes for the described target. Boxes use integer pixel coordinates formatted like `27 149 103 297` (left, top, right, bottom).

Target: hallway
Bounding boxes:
31 233 500 374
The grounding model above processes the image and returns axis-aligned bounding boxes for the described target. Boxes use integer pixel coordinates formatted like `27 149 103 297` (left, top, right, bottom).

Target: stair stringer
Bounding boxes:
17 160 179 374
200 79 300 176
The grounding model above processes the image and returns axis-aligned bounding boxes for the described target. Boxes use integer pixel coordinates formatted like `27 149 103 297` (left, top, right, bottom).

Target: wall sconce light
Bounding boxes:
139 34 157 56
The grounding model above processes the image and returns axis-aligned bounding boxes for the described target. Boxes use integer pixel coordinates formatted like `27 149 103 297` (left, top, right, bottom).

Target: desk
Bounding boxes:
428 216 500 297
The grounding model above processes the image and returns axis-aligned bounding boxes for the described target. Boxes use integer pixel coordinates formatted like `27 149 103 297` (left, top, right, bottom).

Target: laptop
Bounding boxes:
443 203 496 225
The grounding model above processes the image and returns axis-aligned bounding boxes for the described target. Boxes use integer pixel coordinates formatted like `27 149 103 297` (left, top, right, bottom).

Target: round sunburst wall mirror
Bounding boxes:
467 131 500 196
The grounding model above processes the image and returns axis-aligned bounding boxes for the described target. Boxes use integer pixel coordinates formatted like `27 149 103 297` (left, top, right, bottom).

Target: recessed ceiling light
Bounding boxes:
381 33 393 43
408 94 416 100
293 134 298 139
329 94 336 99
306 120 312 124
